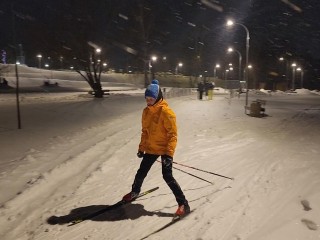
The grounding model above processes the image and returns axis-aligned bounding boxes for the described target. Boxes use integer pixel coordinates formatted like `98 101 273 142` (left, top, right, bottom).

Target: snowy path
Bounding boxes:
0 92 320 240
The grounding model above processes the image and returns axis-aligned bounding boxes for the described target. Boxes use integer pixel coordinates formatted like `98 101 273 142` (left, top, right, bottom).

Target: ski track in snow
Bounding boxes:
0 92 320 240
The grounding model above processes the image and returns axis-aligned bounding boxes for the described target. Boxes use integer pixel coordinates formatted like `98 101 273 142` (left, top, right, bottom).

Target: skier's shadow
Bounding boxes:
47 203 174 225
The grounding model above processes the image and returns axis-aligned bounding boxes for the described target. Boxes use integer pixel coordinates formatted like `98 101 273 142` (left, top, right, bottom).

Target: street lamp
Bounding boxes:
248 64 253 88
296 67 304 88
214 64 220 78
149 55 157 79
279 57 289 91
37 54 42 68
225 69 229 81
175 62 183 74
227 19 250 107
227 47 242 82
59 56 64 69
291 63 297 90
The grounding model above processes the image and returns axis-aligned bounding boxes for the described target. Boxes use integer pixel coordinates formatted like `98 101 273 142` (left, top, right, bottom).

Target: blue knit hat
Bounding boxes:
145 79 160 99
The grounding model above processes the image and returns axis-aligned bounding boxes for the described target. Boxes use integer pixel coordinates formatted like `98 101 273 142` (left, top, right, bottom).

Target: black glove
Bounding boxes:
137 151 144 158
161 155 173 168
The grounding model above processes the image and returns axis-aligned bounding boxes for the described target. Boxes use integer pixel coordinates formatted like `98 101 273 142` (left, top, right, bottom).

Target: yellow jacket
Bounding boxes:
138 99 177 157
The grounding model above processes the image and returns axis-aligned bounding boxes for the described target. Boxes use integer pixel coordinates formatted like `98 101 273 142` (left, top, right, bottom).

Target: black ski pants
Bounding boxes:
131 153 187 206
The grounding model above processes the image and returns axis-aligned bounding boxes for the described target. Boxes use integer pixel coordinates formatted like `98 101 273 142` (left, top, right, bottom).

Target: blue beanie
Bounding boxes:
145 79 160 99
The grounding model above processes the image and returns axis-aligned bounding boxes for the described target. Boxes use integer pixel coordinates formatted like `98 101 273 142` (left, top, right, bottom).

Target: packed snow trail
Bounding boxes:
0 92 319 240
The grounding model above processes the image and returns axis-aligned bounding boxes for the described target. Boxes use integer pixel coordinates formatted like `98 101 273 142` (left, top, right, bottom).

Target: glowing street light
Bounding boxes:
149 55 157 72
214 64 220 78
279 57 289 91
149 55 158 79
151 55 157 62
37 54 42 68
248 65 254 88
175 62 183 74
227 19 250 108
225 69 229 81
227 47 242 81
296 67 304 88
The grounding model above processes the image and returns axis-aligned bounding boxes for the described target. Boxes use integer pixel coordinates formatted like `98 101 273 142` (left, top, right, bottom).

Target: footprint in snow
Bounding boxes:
301 218 318 231
300 199 312 211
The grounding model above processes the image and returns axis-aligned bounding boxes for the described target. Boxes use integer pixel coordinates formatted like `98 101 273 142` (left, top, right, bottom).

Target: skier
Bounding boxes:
197 81 205 100
123 79 190 217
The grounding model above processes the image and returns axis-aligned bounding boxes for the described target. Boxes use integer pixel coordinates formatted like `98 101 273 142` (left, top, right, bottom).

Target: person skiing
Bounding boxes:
122 79 190 217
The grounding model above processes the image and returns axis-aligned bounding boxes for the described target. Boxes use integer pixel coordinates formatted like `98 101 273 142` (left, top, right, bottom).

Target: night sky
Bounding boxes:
1 0 320 88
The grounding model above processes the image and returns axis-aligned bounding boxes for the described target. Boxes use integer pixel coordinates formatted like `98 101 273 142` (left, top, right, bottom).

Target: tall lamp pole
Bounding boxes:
296 67 304 89
149 55 157 80
227 20 250 108
279 57 289 91
37 54 42 68
175 62 183 74
227 47 242 81
214 64 220 78
291 63 297 90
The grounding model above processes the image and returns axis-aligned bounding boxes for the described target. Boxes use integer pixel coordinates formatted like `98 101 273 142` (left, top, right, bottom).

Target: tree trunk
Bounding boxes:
93 82 103 98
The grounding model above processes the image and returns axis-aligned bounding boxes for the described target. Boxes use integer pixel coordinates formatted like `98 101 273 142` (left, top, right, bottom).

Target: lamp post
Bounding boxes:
214 64 220 78
175 62 183 74
291 63 297 90
149 55 157 79
59 56 64 69
296 67 304 88
227 20 250 108
162 56 169 75
103 62 107 72
248 65 253 88
279 57 289 91
227 47 242 82
225 69 229 81
37 54 42 68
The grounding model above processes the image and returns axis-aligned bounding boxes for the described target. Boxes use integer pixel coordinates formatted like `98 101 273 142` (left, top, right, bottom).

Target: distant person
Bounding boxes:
122 79 190 218
197 81 205 100
204 81 209 99
207 82 214 100
0 78 8 86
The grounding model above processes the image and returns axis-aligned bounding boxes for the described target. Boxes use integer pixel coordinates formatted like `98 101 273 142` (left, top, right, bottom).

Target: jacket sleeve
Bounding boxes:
138 109 147 152
163 108 177 157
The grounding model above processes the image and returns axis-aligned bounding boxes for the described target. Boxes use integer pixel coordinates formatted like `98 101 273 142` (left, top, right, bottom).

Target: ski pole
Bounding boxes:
173 165 214 185
173 161 234 180
157 160 214 185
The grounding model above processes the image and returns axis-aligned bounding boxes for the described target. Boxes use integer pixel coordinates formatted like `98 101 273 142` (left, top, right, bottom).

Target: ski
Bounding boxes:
68 186 159 226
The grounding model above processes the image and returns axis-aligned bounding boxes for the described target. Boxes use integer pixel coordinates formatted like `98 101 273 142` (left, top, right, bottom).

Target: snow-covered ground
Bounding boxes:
0 83 320 240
